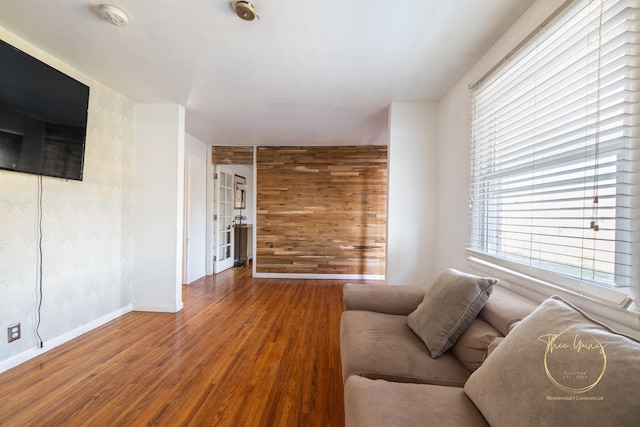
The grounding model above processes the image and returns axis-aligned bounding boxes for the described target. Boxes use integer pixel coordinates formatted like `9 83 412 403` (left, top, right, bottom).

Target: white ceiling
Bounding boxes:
0 0 535 146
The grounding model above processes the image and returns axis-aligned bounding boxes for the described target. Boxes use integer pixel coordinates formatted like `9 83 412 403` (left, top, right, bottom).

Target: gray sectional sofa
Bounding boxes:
340 269 640 426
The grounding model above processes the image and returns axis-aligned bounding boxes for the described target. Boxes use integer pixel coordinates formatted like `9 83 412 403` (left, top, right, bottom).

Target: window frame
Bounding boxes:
467 0 639 309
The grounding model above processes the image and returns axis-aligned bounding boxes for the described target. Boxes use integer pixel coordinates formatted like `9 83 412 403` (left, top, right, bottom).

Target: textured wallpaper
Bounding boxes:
0 29 135 363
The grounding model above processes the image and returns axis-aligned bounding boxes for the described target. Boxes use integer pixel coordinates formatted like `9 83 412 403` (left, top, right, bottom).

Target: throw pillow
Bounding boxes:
464 296 640 426
407 268 498 358
451 317 502 372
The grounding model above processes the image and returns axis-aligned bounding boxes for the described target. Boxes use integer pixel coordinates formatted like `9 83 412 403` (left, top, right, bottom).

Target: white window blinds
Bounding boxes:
469 0 639 305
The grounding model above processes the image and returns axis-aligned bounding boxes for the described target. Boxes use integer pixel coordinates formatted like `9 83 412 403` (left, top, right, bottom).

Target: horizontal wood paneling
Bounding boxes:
256 146 387 275
211 146 254 165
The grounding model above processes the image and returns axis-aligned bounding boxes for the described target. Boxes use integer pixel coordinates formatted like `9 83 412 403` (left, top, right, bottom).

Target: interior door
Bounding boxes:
214 165 235 273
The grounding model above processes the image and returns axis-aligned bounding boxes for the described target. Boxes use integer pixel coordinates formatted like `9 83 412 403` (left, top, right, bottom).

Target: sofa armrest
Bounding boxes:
343 283 425 315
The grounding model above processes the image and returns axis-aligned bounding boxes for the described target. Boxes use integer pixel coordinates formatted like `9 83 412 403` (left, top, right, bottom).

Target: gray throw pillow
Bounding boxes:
407 268 498 358
464 296 640 426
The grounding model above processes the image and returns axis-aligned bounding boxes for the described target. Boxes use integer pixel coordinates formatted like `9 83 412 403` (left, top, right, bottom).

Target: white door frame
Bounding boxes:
206 149 214 276
182 156 190 284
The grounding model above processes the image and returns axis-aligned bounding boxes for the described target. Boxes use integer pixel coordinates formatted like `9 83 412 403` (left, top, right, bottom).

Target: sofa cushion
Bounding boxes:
407 268 498 358
487 336 504 357
340 310 471 386
465 296 640 427
344 375 489 427
478 286 539 336
451 318 502 372
343 283 425 315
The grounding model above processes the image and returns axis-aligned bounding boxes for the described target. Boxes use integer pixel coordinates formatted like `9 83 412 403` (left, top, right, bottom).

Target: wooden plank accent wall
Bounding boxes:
256 146 387 276
211 146 254 165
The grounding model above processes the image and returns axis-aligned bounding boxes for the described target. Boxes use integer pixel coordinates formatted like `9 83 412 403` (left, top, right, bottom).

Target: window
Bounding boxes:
469 0 639 306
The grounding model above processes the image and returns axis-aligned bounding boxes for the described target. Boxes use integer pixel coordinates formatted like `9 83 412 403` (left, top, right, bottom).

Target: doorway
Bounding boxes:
206 146 255 275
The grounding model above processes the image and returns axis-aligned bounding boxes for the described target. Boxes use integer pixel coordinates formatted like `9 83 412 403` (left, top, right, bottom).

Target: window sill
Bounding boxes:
467 256 640 339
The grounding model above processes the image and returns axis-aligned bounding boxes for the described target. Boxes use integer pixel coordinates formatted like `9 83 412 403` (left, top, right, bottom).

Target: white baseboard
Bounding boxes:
253 272 385 280
185 273 206 285
131 301 184 312
0 304 133 374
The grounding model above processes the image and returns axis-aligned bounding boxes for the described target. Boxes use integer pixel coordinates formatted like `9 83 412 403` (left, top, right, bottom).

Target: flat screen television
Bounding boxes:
0 39 90 181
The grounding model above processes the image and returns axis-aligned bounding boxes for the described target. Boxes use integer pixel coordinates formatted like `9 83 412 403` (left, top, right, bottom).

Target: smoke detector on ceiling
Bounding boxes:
233 1 259 21
99 4 129 27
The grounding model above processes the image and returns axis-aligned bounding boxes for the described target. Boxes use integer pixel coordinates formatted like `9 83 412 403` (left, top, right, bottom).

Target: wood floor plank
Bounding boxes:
0 267 381 426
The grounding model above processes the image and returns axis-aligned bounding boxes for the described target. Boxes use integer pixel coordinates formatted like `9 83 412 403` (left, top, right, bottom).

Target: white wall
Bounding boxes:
184 133 208 284
133 104 185 312
0 28 135 371
435 81 473 274
387 103 439 286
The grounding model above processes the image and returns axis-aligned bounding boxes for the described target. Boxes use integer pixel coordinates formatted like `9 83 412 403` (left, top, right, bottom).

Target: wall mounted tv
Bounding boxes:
0 39 89 181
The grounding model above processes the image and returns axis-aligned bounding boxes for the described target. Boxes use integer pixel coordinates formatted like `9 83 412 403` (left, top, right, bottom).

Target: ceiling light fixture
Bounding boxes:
233 1 259 21
98 4 129 27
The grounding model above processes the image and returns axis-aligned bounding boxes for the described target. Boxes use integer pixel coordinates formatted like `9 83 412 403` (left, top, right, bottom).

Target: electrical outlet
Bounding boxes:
7 323 20 343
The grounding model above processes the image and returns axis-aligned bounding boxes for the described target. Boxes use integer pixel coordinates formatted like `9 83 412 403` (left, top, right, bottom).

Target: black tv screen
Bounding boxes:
0 39 89 181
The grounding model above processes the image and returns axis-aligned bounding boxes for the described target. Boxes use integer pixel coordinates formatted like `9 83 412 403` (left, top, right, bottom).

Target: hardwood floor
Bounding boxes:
0 267 380 426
